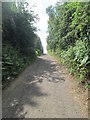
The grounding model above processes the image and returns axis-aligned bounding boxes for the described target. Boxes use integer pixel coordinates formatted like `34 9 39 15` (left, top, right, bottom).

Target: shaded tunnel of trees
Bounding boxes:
2 2 90 88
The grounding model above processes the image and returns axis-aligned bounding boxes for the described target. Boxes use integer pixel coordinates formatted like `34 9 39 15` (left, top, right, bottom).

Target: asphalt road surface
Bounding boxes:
2 55 88 118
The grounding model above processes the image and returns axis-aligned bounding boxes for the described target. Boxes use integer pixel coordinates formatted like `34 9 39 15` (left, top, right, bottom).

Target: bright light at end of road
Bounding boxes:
26 0 58 54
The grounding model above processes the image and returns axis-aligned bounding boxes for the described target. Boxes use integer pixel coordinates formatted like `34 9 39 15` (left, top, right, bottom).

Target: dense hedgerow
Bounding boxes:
46 2 90 84
2 2 43 85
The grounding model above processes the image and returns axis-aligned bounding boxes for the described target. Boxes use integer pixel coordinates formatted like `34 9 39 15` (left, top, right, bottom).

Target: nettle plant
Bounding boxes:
73 40 88 79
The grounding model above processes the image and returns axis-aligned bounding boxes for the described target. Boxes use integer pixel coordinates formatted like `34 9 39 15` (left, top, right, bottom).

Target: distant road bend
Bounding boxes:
2 55 88 118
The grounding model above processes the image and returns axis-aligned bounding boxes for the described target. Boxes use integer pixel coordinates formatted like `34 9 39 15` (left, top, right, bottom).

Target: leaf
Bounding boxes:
80 55 89 67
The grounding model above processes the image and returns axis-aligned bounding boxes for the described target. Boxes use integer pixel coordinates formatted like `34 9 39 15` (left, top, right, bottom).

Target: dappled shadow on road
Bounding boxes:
35 56 65 83
2 55 65 118
3 83 48 118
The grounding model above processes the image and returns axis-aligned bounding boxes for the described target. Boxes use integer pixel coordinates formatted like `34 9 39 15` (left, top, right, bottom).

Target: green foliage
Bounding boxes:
60 40 89 79
46 2 90 84
2 42 31 84
2 2 43 86
34 35 43 56
2 2 37 56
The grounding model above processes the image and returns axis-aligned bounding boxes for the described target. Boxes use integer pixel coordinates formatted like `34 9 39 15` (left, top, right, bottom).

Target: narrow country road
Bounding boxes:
2 55 88 118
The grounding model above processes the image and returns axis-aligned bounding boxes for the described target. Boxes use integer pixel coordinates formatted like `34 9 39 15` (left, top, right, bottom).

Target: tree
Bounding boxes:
2 2 43 84
46 2 90 82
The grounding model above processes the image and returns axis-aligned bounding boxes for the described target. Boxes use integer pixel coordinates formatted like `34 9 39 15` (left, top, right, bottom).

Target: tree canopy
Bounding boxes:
2 2 43 85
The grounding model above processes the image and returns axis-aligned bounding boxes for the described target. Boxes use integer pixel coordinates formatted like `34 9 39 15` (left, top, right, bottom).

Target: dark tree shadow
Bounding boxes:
2 55 65 118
